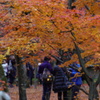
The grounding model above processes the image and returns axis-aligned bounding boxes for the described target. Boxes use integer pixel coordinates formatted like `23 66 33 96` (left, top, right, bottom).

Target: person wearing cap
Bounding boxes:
69 62 82 100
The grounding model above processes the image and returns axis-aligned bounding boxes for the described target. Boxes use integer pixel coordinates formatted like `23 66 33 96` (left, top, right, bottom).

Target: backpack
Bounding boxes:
42 68 53 84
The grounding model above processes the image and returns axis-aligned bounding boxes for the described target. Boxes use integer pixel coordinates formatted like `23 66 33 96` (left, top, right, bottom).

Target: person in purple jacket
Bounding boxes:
38 56 53 100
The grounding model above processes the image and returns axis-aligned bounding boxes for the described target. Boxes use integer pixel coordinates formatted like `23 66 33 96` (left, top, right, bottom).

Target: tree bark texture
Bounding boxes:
74 43 99 100
68 0 73 9
16 55 27 100
89 82 99 100
34 67 38 89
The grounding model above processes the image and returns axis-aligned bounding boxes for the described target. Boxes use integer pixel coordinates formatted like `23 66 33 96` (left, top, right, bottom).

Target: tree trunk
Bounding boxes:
74 43 99 100
94 87 99 100
89 82 99 100
16 55 27 100
68 0 73 9
34 67 38 89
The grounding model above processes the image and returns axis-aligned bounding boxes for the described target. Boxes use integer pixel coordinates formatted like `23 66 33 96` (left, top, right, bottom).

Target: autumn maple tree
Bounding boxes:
0 0 100 100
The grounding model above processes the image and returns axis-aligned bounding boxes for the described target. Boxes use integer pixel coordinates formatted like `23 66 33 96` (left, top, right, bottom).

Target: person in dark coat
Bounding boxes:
26 62 34 86
38 56 53 100
8 59 16 88
53 60 70 100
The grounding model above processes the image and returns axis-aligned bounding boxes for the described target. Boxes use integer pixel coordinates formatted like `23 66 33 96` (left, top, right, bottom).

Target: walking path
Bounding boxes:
9 85 57 100
8 84 100 100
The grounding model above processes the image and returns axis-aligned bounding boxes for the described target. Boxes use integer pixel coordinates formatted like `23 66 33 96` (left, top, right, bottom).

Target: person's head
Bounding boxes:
44 56 51 61
10 55 15 60
56 60 61 65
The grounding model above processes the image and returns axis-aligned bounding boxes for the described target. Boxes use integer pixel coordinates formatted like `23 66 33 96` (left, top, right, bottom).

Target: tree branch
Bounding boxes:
74 42 92 85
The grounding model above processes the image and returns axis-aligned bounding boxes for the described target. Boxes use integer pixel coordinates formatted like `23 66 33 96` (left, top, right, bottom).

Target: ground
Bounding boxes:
8 84 100 100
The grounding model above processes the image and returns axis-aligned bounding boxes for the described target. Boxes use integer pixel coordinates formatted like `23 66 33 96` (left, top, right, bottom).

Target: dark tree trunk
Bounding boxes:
67 0 76 9
74 43 100 100
94 85 99 100
34 67 38 89
16 55 27 100
68 0 73 9
89 82 99 100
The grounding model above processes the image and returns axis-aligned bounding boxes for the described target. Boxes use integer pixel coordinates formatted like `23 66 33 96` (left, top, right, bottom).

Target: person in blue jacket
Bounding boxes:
69 62 82 100
38 56 53 100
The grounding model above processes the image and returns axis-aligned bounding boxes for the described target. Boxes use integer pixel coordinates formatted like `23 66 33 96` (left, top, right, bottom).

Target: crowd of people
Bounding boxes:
1 55 83 100
0 55 35 100
2 55 16 88
37 56 83 100
1 55 35 88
